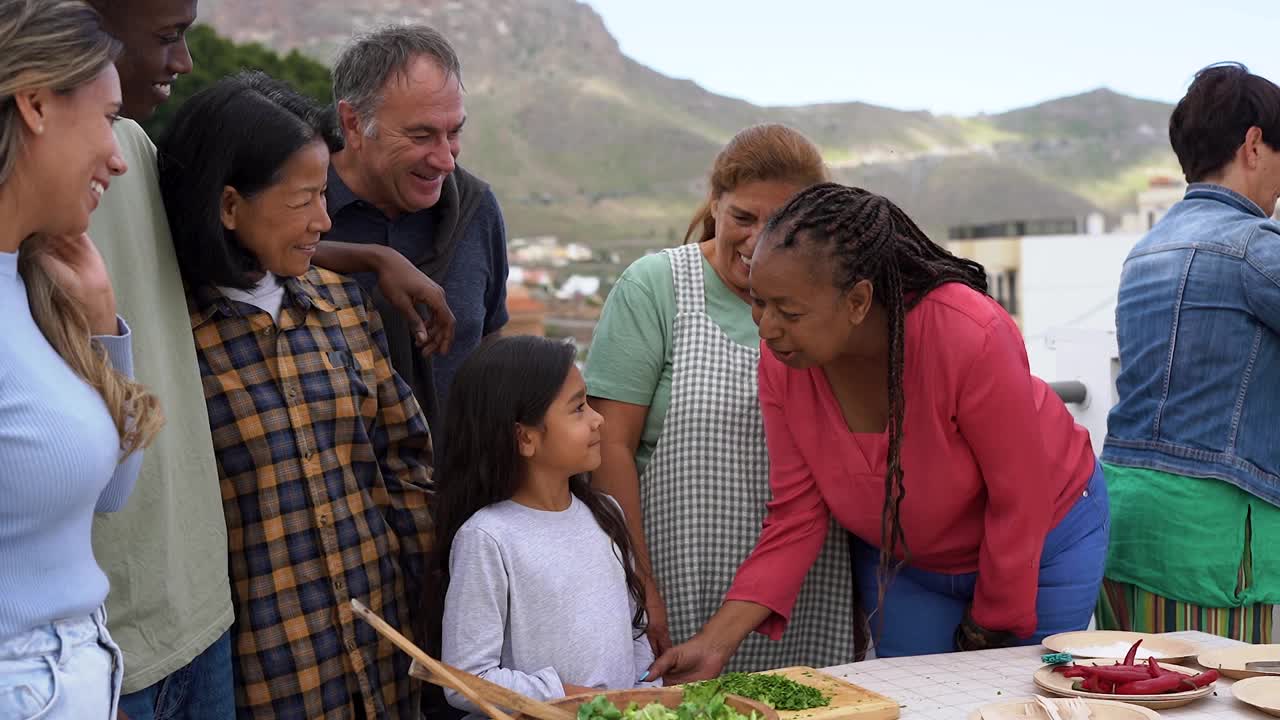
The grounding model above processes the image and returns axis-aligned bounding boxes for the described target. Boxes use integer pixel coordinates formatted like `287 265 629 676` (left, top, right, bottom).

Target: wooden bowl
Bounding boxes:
514 688 780 720
967 697 1159 719
1233 676 1280 717
1198 644 1280 680
1041 630 1199 663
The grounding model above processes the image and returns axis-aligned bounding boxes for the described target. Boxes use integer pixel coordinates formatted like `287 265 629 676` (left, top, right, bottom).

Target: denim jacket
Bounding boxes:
1104 184 1280 506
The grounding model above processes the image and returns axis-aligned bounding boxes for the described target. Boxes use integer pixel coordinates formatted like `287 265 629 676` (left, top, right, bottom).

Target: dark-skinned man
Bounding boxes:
85 3 455 717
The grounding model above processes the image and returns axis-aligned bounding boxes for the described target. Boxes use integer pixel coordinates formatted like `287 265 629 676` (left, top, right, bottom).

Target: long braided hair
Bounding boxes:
763 182 988 620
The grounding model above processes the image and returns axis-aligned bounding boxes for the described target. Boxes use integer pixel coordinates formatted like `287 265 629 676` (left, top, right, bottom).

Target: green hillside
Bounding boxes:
195 0 1182 245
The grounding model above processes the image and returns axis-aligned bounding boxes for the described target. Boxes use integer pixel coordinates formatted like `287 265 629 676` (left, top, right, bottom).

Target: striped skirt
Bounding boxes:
1097 578 1274 644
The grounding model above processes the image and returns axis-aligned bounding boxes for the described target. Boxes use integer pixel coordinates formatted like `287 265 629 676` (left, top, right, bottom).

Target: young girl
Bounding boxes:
431 335 659 714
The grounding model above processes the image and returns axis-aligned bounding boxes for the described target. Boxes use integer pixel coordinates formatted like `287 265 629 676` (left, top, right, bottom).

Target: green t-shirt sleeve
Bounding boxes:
584 253 674 407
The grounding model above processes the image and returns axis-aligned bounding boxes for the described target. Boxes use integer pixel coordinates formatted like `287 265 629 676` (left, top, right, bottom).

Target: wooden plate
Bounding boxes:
1233 677 1280 717
1198 644 1280 680
967 697 1160 719
1041 630 1199 662
1032 659 1214 710
514 688 779 720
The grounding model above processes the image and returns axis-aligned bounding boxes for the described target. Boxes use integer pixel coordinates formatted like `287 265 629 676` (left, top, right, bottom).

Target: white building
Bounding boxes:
1119 177 1186 233
509 236 595 267
556 275 601 299
1017 232 1142 378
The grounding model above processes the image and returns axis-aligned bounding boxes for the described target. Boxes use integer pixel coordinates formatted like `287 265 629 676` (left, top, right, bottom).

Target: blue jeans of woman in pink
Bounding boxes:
854 462 1110 657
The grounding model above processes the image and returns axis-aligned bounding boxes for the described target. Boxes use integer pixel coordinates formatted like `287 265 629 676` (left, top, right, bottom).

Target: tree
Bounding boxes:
143 25 333 137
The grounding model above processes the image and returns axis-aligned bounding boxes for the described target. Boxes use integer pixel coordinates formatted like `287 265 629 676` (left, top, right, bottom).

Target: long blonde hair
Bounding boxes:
684 123 831 243
2 0 162 454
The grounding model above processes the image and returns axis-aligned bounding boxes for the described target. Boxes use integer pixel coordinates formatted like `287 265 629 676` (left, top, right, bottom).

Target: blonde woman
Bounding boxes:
0 1 163 717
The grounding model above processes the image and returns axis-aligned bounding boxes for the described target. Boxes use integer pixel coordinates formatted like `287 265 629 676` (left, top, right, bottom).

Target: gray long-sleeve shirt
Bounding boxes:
441 496 658 715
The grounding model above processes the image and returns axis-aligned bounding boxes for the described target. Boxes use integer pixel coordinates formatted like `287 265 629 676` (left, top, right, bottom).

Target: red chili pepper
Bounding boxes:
1081 674 1103 693
1186 670 1219 688
1168 670 1220 693
1088 666 1159 683
1113 672 1189 695
1123 639 1143 666
1146 656 1162 678
1053 666 1090 678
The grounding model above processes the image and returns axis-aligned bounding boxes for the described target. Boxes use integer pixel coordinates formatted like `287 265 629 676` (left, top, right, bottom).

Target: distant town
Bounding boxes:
504 235 636 357
506 176 1201 365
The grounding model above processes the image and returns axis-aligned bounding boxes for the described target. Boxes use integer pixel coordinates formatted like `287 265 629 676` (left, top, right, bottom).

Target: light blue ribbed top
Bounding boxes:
0 249 141 641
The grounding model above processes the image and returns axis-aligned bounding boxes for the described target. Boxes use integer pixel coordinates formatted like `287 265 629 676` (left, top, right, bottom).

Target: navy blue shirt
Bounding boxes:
324 166 509 435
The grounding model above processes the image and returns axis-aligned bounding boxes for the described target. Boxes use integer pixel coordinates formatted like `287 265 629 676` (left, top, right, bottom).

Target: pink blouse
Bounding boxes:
727 283 1095 637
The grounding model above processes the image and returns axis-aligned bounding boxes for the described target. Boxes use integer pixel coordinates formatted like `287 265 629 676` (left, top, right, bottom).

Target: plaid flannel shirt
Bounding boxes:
189 267 433 719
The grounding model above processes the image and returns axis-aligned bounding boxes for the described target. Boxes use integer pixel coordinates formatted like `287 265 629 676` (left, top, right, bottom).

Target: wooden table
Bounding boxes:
817 631 1272 719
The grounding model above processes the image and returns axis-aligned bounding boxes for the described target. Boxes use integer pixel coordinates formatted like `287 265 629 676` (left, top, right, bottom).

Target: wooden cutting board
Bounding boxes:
758 667 899 720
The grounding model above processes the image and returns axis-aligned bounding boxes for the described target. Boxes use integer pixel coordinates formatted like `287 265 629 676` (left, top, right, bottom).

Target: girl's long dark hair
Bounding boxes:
762 183 988 633
425 335 647 655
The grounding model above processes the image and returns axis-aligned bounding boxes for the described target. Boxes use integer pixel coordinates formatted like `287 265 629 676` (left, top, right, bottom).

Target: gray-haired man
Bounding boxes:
316 24 509 441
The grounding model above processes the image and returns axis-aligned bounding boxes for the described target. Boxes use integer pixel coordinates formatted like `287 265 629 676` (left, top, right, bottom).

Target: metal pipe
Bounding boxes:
1050 380 1088 405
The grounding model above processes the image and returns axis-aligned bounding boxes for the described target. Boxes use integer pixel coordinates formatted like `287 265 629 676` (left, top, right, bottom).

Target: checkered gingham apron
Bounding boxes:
640 243 857 671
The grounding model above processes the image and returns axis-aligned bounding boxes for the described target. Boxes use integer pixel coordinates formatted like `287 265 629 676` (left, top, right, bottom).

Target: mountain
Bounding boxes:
198 0 1182 246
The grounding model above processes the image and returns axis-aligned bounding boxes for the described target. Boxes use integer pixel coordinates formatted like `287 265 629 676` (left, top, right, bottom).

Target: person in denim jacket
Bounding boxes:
1100 62 1280 642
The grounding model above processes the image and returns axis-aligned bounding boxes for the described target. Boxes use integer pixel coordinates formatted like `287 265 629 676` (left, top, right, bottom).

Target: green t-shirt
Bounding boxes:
1104 462 1280 607
89 119 233 692
584 249 760 473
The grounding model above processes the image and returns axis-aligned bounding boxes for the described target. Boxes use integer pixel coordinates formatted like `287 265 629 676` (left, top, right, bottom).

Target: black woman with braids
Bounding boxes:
648 183 1108 678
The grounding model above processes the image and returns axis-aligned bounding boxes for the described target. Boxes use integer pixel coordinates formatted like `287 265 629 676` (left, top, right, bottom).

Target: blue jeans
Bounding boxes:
118 630 234 720
855 462 1110 657
0 607 123 720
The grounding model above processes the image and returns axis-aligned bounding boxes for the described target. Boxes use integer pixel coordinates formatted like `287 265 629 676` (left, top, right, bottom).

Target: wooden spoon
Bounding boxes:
410 660 578 720
350 599 575 720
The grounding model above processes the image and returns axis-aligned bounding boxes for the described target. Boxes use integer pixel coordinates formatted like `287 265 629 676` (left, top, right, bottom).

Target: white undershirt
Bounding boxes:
218 272 286 323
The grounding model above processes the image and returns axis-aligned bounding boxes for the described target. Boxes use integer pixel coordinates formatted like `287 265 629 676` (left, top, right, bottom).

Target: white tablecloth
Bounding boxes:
818 631 1270 719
